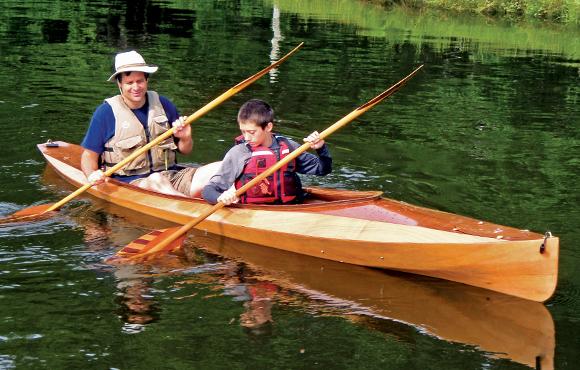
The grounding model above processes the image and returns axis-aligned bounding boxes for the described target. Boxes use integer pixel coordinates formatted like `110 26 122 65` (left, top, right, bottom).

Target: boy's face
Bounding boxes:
239 121 273 147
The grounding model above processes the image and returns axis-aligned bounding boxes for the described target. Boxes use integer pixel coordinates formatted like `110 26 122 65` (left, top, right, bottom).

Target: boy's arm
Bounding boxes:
201 183 223 204
295 143 332 175
202 146 249 204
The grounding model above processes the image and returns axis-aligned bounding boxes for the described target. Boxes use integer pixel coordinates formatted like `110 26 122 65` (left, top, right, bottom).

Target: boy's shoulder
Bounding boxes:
273 134 300 149
226 142 252 157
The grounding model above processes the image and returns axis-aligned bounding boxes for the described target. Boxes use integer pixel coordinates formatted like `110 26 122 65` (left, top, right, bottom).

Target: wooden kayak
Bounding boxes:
37 141 559 302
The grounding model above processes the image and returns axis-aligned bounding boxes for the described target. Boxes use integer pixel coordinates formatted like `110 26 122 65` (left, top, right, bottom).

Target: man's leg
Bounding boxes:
134 172 187 197
144 162 222 198
189 161 222 198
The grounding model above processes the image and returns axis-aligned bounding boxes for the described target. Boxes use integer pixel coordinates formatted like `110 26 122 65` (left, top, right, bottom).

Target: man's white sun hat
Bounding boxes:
107 50 158 82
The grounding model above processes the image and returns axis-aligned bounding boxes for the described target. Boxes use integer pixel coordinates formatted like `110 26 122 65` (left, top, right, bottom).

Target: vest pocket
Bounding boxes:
111 135 147 172
150 117 177 170
115 135 144 151
149 116 177 151
153 115 169 125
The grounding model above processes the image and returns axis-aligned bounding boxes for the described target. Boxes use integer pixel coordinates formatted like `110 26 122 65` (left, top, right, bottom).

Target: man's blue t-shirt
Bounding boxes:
81 95 180 182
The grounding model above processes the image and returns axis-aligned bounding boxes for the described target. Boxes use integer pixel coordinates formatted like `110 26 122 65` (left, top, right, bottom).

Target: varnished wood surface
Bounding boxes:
37 141 559 302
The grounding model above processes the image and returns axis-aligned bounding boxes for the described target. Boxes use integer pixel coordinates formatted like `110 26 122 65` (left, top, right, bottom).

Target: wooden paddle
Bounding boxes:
0 43 304 225
108 64 424 263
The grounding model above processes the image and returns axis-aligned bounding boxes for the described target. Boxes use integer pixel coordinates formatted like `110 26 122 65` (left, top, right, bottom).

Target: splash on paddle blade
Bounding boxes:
0 203 57 225
105 227 186 264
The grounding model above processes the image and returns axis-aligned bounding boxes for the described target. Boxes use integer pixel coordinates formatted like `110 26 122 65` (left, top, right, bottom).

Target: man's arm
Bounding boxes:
172 116 193 154
81 103 113 184
81 149 106 184
160 96 193 155
81 149 100 177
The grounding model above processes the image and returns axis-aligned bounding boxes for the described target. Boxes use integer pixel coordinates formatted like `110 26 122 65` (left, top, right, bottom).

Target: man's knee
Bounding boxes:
190 161 222 197
147 172 164 182
137 172 170 190
193 161 221 184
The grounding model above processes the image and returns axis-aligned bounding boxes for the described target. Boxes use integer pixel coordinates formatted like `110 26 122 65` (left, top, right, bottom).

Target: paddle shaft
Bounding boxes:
130 64 424 259
42 43 304 214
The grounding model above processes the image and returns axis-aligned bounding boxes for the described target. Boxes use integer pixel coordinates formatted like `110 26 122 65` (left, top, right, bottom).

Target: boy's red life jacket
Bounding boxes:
235 134 299 204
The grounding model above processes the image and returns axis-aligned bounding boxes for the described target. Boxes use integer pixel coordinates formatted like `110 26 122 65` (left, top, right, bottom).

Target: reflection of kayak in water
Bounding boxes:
187 232 555 370
38 141 558 302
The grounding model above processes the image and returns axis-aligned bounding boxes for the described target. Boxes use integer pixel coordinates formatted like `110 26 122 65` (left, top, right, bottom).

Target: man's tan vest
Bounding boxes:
101 91 177 176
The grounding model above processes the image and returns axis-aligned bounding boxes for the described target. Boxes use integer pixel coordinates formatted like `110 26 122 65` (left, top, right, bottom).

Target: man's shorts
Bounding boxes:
130 167 197 196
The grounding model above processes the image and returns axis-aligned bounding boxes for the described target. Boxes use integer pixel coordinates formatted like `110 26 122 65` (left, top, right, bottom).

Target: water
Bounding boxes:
0 0 579 369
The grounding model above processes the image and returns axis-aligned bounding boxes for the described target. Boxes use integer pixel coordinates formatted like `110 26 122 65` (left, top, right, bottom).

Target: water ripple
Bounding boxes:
0 355 16 370
548 279 580 313
0 216 75 238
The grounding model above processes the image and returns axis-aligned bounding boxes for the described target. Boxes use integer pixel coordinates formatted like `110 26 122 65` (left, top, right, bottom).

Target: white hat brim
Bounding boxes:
107 65 158 82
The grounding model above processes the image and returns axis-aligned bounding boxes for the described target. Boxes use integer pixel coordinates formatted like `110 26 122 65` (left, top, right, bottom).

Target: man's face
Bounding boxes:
239 121 273 147
118 71 148 107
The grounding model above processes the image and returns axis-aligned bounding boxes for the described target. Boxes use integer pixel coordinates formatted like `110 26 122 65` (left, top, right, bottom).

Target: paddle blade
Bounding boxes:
105 227 186 264
0 203 57 225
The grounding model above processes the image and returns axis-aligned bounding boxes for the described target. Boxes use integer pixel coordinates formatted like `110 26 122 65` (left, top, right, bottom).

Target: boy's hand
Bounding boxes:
217 187 239 205
304 131 324 150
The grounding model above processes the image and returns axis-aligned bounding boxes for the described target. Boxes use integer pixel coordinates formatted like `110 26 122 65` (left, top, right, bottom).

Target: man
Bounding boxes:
81 50 218 197
202 99 332 205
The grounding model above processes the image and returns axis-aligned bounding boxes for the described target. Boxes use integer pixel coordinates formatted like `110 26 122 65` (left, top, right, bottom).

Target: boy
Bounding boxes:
202 99 332 205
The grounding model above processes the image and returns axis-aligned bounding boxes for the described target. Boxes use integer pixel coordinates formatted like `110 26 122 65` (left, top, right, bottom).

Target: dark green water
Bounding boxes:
1 0 579 369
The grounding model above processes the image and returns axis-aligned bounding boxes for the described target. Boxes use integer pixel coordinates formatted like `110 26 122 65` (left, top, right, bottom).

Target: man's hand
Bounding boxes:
87 169 105 185
172 116 191 139
217 187 239 206
304 131 325 150
172 116 193 154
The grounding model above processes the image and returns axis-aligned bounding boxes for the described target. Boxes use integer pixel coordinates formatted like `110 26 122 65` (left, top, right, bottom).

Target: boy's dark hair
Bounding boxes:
116 72 150 83
237 99 274 129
